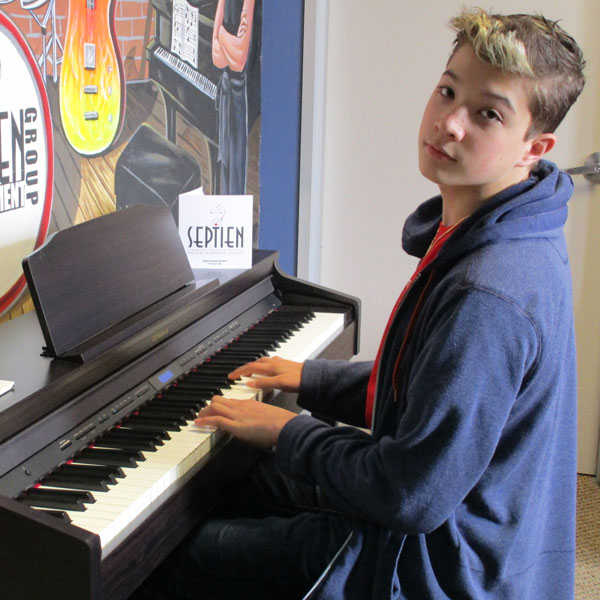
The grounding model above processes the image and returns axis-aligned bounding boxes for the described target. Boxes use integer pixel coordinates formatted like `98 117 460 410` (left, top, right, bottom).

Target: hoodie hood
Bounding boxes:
402 160 574 267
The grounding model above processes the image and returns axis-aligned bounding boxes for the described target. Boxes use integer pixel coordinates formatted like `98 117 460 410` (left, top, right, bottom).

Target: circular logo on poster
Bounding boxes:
0 13 53 315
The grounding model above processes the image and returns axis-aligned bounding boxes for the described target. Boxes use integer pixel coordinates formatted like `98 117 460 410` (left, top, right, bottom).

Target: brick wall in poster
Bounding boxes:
2 0 153 82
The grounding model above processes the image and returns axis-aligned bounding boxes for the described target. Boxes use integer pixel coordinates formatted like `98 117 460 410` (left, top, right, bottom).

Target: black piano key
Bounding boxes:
161 388 214 407
255 323 301 332
57 463 126 479
264 311 312 322
139 406 197 421
227 340 279 351
100 429 165 447
41 472 112 492
203 356 263 367
118 422 171 438
93 437 158 452
160 389 212 402
274 307 315 317
232 335 280 344
20 488 95 511
152 396 206 408
125 414 183 431
77 447 144 467
241 331 287 341
211 348 263 357
175 377 231 388
40 509 72 524
190 365 239 376
172 382 227 394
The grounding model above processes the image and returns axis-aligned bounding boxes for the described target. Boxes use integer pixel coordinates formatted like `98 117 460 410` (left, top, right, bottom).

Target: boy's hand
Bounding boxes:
228 357 303 393
194 396 296 448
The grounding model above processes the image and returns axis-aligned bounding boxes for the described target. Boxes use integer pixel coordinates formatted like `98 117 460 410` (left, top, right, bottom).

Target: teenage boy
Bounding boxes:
134 8 585 600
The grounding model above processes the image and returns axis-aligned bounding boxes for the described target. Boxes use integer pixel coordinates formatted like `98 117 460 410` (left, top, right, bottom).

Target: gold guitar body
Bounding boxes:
59 0 125 156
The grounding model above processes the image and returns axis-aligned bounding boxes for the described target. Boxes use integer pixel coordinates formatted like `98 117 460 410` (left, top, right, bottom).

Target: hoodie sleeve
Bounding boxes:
275 286 540 534
297 359 373 427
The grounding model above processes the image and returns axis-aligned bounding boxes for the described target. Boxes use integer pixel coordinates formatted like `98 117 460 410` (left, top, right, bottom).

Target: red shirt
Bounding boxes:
364 221 460 426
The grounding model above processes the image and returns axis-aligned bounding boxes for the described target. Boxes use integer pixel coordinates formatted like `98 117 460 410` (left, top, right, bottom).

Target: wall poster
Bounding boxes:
0 0 278 323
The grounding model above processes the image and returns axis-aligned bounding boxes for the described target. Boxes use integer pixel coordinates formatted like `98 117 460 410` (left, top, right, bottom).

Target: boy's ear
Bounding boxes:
518 133 557 167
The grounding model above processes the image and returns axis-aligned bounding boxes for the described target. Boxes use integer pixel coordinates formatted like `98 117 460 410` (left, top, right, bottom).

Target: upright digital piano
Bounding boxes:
0 205 360 599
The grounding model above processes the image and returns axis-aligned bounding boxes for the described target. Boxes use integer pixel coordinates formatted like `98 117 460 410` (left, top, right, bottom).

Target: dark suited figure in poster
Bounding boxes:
212 0 256 195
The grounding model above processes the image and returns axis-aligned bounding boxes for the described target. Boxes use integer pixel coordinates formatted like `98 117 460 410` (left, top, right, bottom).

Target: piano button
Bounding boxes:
20 488 95 511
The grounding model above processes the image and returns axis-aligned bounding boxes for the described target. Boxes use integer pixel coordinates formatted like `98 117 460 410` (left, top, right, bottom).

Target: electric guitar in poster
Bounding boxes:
59 0 125 157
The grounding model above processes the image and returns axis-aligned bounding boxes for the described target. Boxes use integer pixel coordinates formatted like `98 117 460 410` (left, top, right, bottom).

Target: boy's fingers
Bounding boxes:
199 396 233 417
228 357 277 379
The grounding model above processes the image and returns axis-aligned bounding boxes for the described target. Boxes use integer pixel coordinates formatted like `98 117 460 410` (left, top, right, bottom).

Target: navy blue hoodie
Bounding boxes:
276 161 577 599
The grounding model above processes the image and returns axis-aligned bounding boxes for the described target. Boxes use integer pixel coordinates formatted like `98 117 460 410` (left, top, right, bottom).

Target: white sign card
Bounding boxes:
178 189 253 269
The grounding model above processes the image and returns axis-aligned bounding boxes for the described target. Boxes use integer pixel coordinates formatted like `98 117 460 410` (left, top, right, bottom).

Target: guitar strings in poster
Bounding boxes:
179 188 253 269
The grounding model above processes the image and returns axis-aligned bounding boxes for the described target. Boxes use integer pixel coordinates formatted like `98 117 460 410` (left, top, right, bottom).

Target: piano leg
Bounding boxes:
162 93 177 144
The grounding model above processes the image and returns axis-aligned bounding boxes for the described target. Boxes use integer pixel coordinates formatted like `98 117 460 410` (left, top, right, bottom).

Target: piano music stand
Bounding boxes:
22 204 216 362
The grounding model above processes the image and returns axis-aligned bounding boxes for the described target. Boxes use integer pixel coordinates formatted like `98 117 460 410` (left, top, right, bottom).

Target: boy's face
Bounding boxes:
418 43 552 203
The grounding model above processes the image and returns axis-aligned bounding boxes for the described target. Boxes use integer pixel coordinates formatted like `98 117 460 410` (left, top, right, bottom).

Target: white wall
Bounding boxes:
315 0 600 474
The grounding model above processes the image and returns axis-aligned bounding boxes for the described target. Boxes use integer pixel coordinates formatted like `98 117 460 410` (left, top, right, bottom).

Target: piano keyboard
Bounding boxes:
153 46 218 100
18 309 344 556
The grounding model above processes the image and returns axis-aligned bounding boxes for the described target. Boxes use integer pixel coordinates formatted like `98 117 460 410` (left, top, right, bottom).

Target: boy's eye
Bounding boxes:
438 86 454 99
481 108 502 122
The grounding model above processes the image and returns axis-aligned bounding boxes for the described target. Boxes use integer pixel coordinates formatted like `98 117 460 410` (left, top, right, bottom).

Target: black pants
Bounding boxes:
131 450 353 599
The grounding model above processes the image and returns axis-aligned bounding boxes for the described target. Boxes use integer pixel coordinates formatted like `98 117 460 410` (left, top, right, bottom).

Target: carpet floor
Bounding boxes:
576 474 600 599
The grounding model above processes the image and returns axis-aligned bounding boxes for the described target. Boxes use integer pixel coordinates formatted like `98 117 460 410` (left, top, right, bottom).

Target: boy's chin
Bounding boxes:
418 163 445 186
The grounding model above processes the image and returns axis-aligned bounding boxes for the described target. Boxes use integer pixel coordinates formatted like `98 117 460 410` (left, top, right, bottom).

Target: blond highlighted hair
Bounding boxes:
450 8 585 137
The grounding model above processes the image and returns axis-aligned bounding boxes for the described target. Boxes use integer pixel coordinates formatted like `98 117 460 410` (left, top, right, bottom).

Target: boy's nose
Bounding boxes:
436 108 467 141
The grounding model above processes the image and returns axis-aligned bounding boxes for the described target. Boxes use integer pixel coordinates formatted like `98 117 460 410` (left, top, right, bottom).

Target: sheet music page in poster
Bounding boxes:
171 0 199 68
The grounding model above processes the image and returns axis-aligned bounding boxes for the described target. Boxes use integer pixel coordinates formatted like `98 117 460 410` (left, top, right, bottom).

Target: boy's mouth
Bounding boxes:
425 143 456 162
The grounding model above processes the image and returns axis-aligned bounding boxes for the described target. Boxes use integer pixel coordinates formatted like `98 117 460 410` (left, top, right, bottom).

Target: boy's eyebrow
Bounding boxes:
441 69 516 113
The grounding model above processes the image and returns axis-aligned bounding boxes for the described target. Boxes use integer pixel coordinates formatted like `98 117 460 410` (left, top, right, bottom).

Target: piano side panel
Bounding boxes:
0 495 101 600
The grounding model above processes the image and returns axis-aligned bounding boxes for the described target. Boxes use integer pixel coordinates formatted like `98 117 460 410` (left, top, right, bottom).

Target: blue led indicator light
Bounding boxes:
158 370 174 384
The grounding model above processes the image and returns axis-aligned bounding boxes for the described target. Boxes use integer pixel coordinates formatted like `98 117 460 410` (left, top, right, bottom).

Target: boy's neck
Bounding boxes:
439 165 532 225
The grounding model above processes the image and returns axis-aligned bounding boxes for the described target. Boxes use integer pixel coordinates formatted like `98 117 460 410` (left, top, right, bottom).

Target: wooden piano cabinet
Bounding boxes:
0 494 101 599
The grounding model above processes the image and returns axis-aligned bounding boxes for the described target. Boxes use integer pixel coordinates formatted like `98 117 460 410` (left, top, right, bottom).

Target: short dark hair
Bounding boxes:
450 8 586 138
